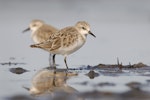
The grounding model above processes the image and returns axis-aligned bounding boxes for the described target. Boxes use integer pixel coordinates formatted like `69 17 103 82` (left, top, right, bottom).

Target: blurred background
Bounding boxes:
0 0 150 68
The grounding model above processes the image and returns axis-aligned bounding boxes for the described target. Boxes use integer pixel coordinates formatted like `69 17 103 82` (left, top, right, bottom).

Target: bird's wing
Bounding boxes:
58 27 79 47
30 26 79 51
35 25 58 42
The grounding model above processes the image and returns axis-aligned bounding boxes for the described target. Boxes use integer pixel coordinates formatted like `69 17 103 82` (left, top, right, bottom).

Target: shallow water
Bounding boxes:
1 58 150 100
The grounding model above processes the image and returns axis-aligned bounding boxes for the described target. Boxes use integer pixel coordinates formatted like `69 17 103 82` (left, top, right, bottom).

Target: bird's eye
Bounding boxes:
82 27 86 30
32 24 36 27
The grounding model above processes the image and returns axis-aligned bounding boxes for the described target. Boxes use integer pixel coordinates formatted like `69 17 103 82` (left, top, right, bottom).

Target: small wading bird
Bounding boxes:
30 21 96 69
23 20 58 66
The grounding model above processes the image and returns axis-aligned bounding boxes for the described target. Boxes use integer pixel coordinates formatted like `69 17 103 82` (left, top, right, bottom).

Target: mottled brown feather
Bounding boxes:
35 24 58 43
33 26 81 51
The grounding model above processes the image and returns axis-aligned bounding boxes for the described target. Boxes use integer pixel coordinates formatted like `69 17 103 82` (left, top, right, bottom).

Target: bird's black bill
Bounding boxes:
89 31 96 38
22 86 30 91
22 27 30 33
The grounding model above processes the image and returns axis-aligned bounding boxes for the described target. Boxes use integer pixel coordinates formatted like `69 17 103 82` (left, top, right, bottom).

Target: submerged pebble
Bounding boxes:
9 67 28 74
85 70 99 79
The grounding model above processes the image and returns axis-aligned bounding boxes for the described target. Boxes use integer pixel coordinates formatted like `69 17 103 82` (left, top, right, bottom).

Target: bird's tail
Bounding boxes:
30 41 52 50
30 44 41 48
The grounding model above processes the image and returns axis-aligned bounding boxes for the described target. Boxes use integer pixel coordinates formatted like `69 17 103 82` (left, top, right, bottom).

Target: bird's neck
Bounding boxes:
80 33 87 42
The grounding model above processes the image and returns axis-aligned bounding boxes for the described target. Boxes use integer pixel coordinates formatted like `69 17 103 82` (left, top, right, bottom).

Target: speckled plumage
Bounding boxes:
31 21 96 69
23 19 58 66
29 20 58 43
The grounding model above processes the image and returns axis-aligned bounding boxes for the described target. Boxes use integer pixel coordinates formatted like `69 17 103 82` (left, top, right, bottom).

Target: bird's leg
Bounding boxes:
64 56 68 70
53 54 56 67
49 54 56 69
49 53 52 66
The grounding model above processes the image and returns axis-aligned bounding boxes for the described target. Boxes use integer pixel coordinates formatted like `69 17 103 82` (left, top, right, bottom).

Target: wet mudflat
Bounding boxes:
1 59 150 100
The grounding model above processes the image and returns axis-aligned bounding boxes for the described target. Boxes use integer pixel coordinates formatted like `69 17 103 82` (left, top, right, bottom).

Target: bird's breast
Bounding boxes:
31 32 42 43
56 37 86 56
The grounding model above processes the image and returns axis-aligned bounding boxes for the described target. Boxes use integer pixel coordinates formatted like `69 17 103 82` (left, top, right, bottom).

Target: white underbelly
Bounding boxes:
32 36 40 43
51 39 85 56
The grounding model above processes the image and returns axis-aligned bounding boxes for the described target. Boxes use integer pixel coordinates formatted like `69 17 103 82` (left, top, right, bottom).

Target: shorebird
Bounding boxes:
23 19 58 66
30 21 96 69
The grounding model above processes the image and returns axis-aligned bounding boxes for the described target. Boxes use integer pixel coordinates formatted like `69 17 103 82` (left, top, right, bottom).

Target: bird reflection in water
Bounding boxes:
24 68 78 96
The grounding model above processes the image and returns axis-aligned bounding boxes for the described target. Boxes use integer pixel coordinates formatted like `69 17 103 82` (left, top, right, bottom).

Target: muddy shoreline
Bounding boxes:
1 61 149 100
